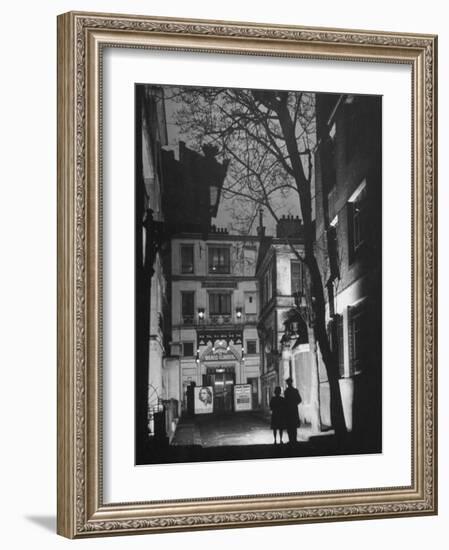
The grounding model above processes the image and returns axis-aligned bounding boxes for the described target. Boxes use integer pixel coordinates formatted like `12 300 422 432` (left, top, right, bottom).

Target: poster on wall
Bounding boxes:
194 386 214 414
234 384 252 411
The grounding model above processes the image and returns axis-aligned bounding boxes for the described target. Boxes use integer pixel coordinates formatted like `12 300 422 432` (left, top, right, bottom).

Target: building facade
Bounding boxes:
256 215 321 433
314 93 382 443
135 85 171 452
166 228 261 413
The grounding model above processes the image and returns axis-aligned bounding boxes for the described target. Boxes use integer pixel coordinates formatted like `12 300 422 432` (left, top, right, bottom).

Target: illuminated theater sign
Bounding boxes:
197 330 243 347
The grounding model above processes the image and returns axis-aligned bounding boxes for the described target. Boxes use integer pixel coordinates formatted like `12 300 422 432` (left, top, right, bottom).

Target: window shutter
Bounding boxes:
291 260 302 295
347 203 355 265
223 294 231 315
337 314 345 377
209 293 217 314
348 305 354 375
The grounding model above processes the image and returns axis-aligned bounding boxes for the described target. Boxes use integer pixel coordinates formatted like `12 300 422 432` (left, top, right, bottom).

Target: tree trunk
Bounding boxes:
307 254 347 436
274 95 348 436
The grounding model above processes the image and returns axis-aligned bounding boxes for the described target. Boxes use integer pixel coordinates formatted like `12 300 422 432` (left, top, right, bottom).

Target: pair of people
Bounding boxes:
269 378 302 445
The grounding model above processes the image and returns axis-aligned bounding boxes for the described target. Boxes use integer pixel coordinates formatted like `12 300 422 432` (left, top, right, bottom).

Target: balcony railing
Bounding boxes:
208 265 230 274
181 313 258 326
182 315 195 325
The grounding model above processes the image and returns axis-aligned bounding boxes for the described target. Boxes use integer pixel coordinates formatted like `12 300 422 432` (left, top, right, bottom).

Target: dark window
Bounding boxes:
272 260 277 297
181 291 194 318
208 247 230 274
261 265 273 307
320 123 337 194
327 225 340 281
345 97 369 162
347 183 368 264
291 260 303 295
209 293 231 315
348 302 368 375
345 101 359 161
181 245 194 274
246 340 257 355
182 342 194 357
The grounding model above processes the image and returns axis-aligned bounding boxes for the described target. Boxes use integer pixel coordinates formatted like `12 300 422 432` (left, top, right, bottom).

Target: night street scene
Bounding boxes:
135 83 382 465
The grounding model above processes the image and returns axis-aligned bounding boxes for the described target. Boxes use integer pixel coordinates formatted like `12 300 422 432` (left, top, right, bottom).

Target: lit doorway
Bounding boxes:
204 366 235 412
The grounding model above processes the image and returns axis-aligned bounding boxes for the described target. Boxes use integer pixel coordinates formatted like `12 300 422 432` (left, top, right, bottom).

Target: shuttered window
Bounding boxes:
181 291 194 317
181 245 194 274
348 301 368 375
291 260 303 295
209 293 231 315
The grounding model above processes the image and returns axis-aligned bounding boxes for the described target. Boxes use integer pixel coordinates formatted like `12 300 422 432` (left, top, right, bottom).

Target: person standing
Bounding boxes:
284 377 302 444
269 386 286 444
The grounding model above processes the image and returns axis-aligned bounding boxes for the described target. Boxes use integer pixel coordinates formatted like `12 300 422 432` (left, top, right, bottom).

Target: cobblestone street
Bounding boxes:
171 411 314 447
141 411 359 465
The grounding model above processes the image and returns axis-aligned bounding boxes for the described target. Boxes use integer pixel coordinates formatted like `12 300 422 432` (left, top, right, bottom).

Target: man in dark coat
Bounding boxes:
284 377 302 444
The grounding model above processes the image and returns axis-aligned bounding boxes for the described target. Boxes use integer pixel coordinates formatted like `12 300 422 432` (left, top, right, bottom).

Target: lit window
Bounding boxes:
208 247 230 274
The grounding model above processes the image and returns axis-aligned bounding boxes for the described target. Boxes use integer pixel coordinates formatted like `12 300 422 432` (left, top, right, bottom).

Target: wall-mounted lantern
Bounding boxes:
236 307 242 320
197 308 205 321
209 184 219 212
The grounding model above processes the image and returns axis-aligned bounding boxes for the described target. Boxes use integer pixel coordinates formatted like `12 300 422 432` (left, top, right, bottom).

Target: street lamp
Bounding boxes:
209 184 219 213
293 290 315 327
281 320 299 347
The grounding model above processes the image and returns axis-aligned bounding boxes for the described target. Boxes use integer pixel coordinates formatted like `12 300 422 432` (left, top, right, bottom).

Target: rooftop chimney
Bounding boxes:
276 215 303 239
257 207 266 237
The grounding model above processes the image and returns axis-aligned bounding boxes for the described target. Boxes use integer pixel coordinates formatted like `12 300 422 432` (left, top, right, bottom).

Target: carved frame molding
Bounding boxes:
57 11 437 538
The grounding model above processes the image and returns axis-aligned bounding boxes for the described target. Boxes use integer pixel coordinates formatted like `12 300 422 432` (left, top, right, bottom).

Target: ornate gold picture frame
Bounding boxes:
57 11 437 538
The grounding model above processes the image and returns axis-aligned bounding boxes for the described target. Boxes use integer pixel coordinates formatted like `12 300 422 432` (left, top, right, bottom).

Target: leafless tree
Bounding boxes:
169 86 347 435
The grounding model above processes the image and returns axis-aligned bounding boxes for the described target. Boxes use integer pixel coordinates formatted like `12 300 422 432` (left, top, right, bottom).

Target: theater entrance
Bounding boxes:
204 366 235 413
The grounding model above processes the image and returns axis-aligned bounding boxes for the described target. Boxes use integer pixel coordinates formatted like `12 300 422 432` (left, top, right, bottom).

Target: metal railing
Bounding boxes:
181 313 257 326
147 398 179 441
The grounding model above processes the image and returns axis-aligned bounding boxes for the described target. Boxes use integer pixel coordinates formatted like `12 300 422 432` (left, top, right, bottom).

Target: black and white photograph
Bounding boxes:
135 83 382 465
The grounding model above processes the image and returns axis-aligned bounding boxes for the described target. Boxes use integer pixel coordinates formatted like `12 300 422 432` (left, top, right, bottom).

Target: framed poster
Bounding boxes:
57 11 437 538
234 385 252 412
194 387 214 414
